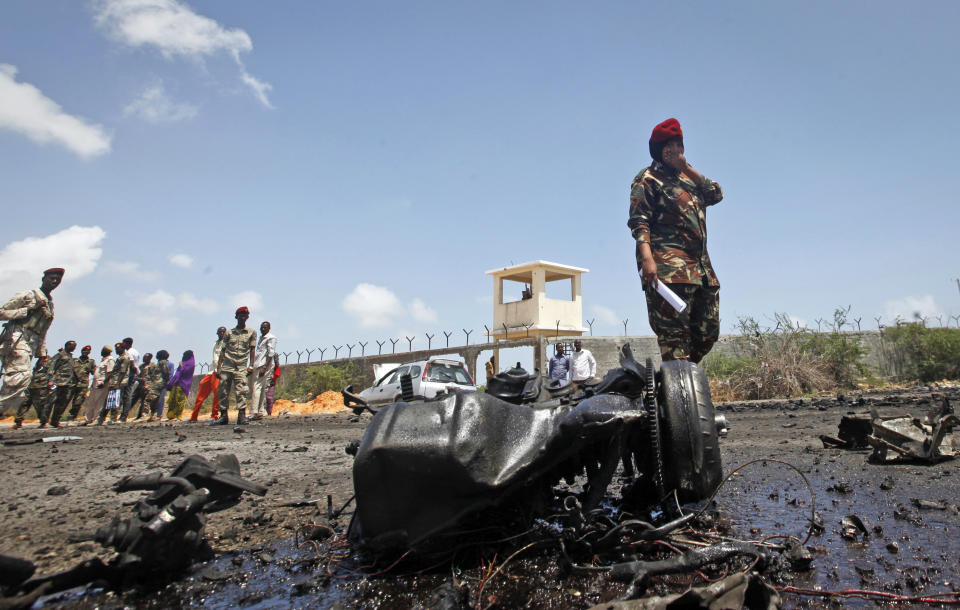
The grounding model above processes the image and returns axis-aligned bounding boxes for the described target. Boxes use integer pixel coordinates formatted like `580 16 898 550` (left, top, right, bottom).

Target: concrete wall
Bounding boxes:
255 330 895 401
542 330 892 379
273 337 546 397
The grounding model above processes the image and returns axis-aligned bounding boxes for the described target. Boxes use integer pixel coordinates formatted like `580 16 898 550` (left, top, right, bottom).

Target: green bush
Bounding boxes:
798 307 867 387
277 362 363 401
883 323 960 382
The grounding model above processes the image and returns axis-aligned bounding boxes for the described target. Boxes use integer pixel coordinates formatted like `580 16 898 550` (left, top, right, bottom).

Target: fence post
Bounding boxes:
305 348 314 363
463 329 473 345
443 331 453 347
318 348 326 361
390 338 400 353
296 350 304 364
622 319 629 337
347 344 355 357
406 336 415 351
425 333 434 349
586 318 595 336
333 345 342 359
282 351 292 364
359 341 368 356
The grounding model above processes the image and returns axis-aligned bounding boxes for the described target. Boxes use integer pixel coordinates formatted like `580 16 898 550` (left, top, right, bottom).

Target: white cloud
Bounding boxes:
168 252 194 268
230 290 264 313
240 70 274 109
136 314 178 335
882 295 944 324
409 298 438 324
102 260 161 282
179 292 218 314
124 83 198 122
591 305 620 326
57 296 98 326
135 289 176 310
95 0 274 108
0 226 105 297
0 64 111 159
342 283 403 329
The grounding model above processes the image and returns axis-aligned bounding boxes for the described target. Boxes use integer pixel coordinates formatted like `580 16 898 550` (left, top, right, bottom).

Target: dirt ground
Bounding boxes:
2 385 959 608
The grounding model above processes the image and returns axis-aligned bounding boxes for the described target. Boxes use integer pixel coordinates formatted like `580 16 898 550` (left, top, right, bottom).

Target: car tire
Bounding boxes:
657 360 723 502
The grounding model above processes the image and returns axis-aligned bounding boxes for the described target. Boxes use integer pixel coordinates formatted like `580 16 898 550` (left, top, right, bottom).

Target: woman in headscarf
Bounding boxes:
164 350 195 421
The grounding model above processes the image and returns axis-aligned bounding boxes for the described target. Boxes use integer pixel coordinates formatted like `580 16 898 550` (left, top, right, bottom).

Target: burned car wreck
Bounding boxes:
343 345 727 554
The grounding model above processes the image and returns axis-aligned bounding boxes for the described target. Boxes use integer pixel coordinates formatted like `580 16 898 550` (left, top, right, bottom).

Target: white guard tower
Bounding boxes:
486 260 588 341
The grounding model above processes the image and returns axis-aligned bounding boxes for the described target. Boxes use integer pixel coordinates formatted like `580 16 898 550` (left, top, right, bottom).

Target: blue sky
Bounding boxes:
1 1 958 371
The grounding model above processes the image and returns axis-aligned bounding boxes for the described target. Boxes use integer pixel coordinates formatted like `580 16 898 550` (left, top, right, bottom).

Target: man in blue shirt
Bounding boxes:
548 344 570 381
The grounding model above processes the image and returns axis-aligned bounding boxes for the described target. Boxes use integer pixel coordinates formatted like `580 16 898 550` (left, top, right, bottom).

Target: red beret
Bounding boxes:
650 118 683 143
82 345 91 350
236 306 250 314
44 267 65 276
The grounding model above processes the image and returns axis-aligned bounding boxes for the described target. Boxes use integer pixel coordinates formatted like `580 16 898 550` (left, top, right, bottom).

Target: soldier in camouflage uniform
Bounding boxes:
98 342 131 425
45 340 79 427
132 352 154 420
213 307 257 426
628 118 723 363
141 352 168 422
13 356 51 428
67 345 95 421
0 268 62 418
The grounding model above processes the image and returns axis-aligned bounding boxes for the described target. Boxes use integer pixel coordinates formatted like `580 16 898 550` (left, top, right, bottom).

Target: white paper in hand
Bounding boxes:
655 280 687 313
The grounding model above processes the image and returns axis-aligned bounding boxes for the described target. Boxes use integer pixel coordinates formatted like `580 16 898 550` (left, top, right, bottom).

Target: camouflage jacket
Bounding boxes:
219 327 257 373
110 353 132 390
71 356 95 389
142 361 167 392
46 350 77 386
0 289 54 356
628 161 723 286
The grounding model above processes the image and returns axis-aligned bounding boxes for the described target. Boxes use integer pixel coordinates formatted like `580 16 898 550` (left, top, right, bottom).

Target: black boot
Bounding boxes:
236 409 248 426
210 410 229 426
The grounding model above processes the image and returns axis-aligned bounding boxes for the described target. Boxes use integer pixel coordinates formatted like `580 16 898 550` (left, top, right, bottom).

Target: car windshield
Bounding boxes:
426 363 472 385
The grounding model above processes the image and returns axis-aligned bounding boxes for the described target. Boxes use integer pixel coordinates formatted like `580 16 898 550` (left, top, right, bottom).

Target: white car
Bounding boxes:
357 357 476 405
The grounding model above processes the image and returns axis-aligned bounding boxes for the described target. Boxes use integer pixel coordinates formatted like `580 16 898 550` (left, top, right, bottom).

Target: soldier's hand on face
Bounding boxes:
663 147 687 172
641 257 658 290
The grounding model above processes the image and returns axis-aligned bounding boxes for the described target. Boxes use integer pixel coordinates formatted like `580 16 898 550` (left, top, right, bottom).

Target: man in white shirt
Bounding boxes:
568 339 597 390
249 321 277 420
119 336 141 422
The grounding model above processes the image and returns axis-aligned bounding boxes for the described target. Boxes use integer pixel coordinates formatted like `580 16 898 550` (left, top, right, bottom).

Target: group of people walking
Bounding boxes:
0 268 280 429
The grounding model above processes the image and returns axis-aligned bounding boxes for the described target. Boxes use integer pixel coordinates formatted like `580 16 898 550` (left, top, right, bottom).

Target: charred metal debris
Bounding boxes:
820 393 960 463
341 345 814 603
0 454 266 607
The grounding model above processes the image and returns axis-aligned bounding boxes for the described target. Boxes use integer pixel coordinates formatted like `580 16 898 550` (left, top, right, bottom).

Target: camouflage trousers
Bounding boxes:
15 387 50 424
46 386 75 427
217 370 249 414
68 387 89 420
0 341 34 417
644 281 719 363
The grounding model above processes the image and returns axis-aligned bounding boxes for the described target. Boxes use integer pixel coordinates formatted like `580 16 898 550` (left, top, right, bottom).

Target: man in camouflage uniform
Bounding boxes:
98 342 131 425
13 356 51 428
0 268 62 418
141 352 168 422
628 118 723 363
213 307 256 426
67 345 95 421
45 340 79 428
